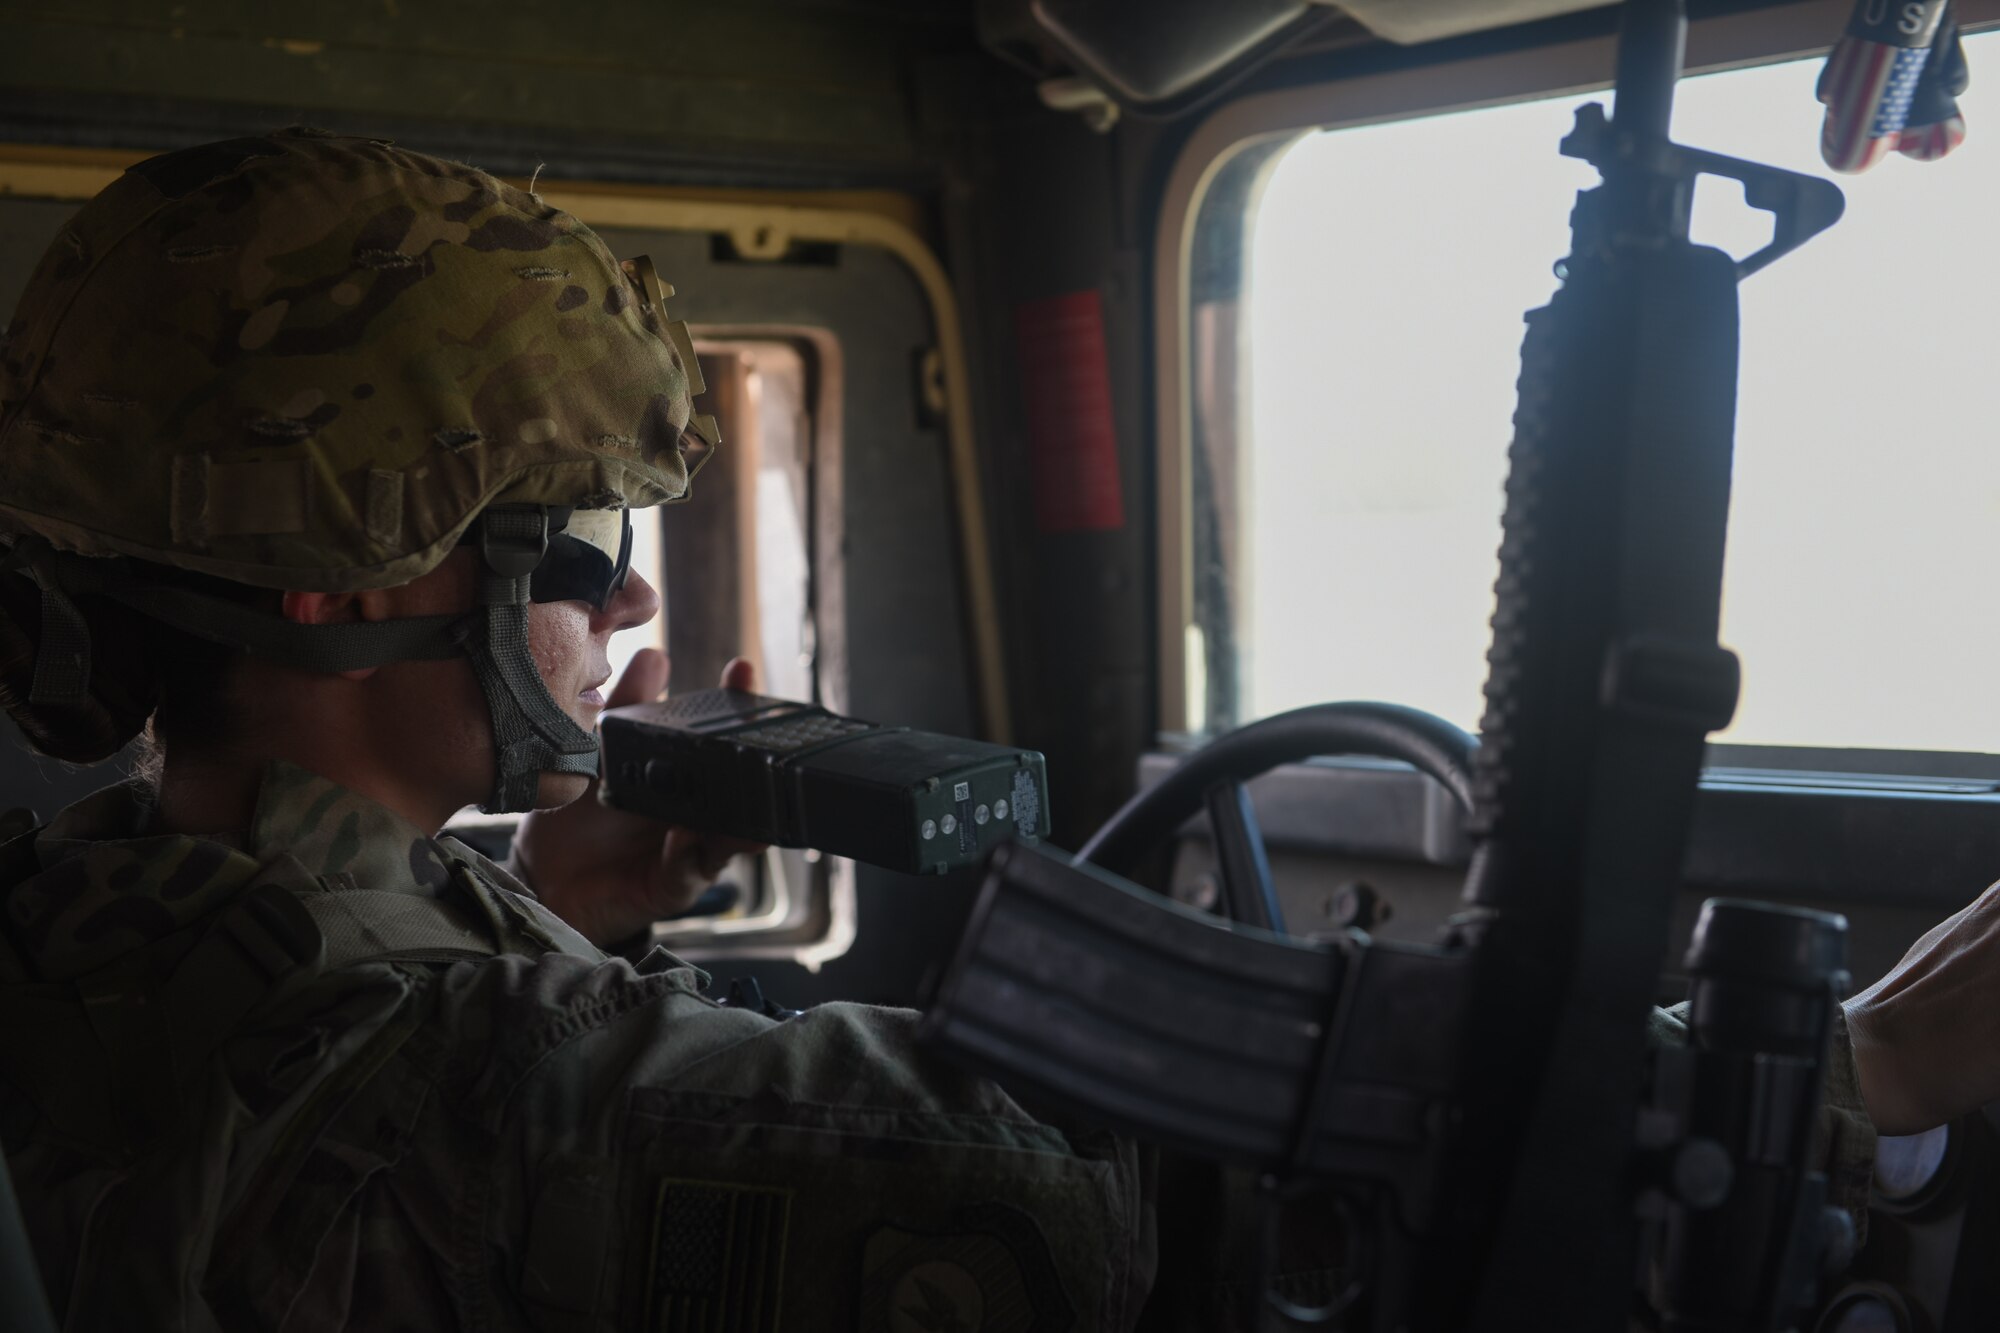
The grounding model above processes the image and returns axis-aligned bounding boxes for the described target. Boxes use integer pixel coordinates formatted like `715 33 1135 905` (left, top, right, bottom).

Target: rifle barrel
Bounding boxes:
1613 0 1686 150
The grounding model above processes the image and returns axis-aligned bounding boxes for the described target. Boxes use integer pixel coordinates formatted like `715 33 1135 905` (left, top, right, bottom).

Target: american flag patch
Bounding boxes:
646 1179 792 1333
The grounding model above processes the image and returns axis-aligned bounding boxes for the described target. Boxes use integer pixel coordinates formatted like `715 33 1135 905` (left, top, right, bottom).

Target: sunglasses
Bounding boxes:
466 504 635 610
534 506 634 611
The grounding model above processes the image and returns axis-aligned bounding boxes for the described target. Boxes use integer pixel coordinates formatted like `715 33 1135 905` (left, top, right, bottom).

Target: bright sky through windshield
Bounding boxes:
1249 34 2000 753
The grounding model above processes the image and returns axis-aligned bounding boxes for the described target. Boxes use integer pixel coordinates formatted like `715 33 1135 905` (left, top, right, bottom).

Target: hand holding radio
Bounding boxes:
513 649 767 947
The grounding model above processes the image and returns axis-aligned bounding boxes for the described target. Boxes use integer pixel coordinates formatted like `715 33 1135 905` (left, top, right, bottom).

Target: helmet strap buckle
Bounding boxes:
478 507 551 584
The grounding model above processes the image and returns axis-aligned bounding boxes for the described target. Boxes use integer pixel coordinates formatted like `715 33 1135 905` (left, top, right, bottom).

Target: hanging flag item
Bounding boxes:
1898 8 1970 160
1817 0 1969 172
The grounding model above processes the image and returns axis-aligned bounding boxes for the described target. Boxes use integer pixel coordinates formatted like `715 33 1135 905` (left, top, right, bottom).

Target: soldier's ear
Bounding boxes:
280 591 378 681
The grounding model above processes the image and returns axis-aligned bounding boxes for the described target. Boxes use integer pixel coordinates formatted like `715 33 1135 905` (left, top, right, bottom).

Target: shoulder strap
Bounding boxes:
438 839 603 961
298 886 501 969
292 849 601 971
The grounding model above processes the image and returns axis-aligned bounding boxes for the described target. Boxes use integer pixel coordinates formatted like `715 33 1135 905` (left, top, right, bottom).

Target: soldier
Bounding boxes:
0 129 1170 1330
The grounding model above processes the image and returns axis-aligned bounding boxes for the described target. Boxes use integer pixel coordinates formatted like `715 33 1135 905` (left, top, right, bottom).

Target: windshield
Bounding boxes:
1223 33 2000 754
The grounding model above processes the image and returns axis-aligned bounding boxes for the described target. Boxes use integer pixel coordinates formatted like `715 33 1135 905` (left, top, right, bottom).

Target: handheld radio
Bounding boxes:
599 688 1051 876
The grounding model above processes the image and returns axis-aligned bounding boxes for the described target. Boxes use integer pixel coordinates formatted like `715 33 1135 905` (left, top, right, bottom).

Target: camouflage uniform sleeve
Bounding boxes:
364 951 1158 1332
1650 1001 1877 1244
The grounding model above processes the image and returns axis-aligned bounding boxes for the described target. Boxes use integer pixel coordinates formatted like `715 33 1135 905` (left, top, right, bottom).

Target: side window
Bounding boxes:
610 340 821 703
632 338 848 958
1193 34 2000 760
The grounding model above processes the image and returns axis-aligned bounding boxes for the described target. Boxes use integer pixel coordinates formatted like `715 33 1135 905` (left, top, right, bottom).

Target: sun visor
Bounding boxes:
1319 0 1617 45
980 0 1621 117
980 0 1334 113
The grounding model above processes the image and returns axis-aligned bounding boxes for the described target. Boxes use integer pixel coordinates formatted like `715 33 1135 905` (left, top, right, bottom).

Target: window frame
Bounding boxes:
1152 0 2000 771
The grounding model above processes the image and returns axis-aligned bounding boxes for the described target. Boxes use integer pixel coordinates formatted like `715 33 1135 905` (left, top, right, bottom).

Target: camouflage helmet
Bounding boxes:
0 127 715 593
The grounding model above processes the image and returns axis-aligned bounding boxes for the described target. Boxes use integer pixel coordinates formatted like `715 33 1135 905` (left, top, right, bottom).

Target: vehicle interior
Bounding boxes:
4 0 1999 1328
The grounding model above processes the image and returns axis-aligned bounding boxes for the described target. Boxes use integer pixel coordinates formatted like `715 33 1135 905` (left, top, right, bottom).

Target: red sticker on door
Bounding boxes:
1014 290 1126 533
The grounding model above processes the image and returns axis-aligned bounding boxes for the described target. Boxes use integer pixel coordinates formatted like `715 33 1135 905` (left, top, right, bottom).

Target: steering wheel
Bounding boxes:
1065 701 1479 1327
1073 702 1478 934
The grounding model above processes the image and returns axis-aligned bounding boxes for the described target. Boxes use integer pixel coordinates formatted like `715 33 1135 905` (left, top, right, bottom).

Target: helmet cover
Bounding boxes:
0 128 703 593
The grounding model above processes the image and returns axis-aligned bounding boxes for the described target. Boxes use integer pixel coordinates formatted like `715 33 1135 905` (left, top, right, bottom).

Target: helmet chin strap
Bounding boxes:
456 507 601 814
6 509 603 813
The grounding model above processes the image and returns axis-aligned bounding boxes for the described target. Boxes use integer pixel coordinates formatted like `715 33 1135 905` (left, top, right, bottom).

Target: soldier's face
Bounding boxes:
523 564 661 807
346 549 661 819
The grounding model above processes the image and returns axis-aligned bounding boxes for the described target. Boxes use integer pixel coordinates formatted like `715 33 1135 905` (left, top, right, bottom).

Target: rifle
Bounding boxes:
921 1 1849 1327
